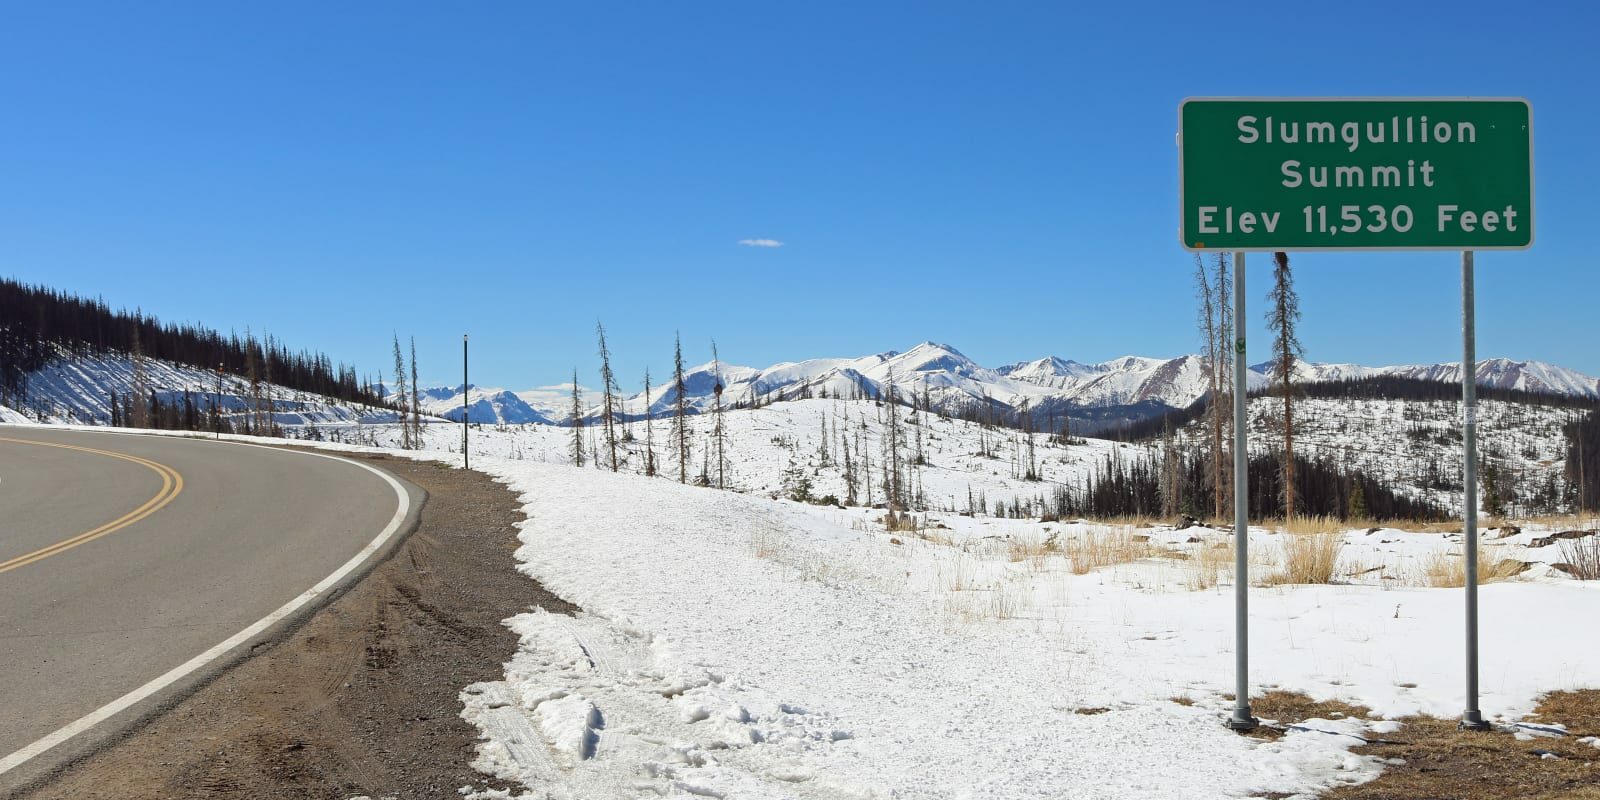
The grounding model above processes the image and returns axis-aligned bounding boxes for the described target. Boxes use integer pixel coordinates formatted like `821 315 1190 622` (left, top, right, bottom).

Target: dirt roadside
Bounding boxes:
15 453 572 800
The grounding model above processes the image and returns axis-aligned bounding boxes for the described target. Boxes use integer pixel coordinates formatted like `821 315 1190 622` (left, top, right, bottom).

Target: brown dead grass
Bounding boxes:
1074 513 1162 528
1264 532 1345 586
1517 513 1600 532
1186 541 1232 591
1274 514 1369 536
1526 689 1600 735
1064 528 1150 575
1319 688 1600 800
1243 690 1373 740
1422 545 1526 587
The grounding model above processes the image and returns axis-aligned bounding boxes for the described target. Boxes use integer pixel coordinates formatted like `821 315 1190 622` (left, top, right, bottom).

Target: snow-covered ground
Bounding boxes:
5 351 398 427
447 461 1599 799
1186 394 1588 517
8 386 1599 798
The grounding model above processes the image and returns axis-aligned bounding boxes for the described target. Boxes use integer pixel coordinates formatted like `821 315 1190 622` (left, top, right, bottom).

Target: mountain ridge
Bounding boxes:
422 342 1600 427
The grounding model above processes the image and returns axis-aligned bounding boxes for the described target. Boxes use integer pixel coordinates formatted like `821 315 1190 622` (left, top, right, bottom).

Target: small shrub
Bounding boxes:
1558 534 1600 580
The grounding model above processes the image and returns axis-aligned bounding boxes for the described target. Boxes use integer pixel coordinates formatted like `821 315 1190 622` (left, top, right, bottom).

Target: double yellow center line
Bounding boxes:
0 436 184 575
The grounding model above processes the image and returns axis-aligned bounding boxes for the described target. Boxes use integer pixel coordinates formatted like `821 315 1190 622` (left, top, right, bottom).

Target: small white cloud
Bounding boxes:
738 238 783 248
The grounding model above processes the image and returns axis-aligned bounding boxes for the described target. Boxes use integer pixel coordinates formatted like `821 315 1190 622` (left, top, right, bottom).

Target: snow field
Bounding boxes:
464 462 1403 799
16 396 1599 798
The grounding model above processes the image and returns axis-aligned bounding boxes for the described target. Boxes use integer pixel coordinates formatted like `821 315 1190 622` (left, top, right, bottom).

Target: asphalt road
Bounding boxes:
0 427 417 790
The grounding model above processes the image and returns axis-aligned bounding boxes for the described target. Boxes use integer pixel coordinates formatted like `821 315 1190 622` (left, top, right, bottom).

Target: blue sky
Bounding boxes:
3 1 1596 389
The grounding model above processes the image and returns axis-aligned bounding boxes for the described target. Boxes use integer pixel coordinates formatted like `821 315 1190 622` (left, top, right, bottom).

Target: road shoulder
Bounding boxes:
14 453 575 800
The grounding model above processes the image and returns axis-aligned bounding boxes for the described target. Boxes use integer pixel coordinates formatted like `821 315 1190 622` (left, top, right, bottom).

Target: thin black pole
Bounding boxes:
462 334 469 470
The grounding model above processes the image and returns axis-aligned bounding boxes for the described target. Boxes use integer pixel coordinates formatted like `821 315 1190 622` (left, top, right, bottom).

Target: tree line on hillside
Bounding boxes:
1567 410 1600 512
0 277 384 409
978 449 1445 523
1120 376 1599 444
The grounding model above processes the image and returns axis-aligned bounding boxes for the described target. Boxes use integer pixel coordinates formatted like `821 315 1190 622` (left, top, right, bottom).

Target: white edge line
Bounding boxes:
0 440 412 777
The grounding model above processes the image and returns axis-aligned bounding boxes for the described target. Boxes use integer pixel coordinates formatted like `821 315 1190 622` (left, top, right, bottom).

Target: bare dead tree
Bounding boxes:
1194 256 1224 519
643 368 657 476
391 333 410 449
1213 253 1234 517
710 340 728 489
597 322 620 472
409 335 421 447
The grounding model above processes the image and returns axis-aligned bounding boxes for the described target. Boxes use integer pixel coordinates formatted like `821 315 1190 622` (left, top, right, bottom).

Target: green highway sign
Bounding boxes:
1180 98 1532 251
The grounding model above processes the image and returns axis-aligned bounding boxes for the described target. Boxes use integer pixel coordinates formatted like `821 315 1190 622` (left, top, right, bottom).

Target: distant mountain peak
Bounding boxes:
416 343 1596 428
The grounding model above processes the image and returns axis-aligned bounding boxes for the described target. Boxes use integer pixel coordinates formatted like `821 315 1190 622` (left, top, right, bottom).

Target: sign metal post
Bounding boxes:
463 334 470 470
1460 252 1490 730
1227 252 1256 731
1180 97 1531 732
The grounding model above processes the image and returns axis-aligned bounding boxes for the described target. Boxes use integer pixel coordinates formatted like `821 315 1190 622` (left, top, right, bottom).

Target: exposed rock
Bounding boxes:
1530 530 1596 548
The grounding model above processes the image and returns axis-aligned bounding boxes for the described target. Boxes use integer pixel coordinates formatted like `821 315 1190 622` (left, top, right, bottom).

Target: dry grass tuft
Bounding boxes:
880 511 922 533
751 528 787 560
1422 545 1524 587
1007 532 1060 564
1274 514 1365 536
1186 541 1232 591
941 574 1025 624
1064 528 1150 575
1265 531 1345 585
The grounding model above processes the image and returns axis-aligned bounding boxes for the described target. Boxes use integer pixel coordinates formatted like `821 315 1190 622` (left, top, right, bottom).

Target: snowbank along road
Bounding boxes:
0 426 417 794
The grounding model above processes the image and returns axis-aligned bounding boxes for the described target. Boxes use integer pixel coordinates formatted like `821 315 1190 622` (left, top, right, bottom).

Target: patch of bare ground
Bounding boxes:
1239 690 1375 742
17 453 576 800
1239 688 1600 800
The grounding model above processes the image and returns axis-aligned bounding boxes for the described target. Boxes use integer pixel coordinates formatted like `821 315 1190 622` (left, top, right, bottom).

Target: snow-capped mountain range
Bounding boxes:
419 342 1600 429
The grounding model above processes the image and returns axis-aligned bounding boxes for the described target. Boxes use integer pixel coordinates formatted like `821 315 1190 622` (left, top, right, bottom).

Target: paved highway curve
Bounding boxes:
0 427 418 791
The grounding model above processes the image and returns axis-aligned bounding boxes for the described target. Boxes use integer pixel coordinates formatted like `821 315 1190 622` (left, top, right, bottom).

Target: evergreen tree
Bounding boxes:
672 332 692 483
1267 251 1304 519
130 331 150 429
392 333 410 449
262 335 279 437
643 368 657 477
569 369 586 467
1347 477 1368 519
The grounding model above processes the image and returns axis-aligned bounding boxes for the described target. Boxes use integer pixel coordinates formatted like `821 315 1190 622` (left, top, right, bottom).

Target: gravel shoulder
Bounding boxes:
15 452 574 800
